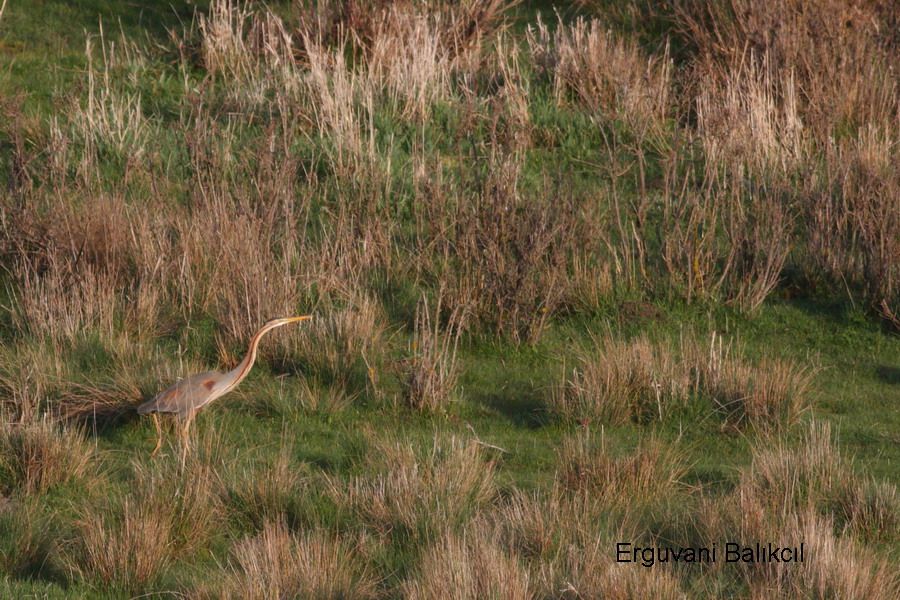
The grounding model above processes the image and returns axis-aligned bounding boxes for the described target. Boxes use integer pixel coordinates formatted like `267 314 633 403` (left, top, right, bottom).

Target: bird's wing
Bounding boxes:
137 371 222 417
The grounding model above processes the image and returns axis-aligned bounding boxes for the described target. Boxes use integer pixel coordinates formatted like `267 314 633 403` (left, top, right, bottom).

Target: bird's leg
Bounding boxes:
183 414 193 452
150 413 162 457
179 414 193 469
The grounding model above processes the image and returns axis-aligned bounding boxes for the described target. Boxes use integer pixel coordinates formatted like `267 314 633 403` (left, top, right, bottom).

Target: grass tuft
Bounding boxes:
0 416 93 495
220 520 378 600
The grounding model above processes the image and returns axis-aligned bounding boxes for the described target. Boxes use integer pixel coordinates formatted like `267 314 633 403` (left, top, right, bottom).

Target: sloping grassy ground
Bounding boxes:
1 1 898 598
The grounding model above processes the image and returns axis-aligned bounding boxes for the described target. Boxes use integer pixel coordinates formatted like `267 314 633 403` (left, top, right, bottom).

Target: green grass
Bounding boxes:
5 299 895 595
1 0 898 597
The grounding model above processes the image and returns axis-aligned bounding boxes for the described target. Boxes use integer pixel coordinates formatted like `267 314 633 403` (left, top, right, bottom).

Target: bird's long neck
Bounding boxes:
222 322 281 393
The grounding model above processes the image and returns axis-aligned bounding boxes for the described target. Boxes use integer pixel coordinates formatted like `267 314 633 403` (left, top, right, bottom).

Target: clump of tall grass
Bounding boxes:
737 421 898 539
70 35 155 176
695 55 805 176
439 151 582 343
199 0 301 109
687 332 814 430
131 446 225 554
671 0 897 138
491 487 687 599
540 542 689 600
0 344 58 424
255 376 355 418
63 447 224 593
695 432 900 597
219 520 378 600
552 333 690 425
671 0 899 324
64 496 174 593
0 330 176 428
180 187 307 347
811 129 900 328
403 524 532 600
227 443 308 528
366 9 451 122
401 293 464 412
0 416 94 495
761 510 900 599
329 435 497 539
299 0 519 63
554 332 813 430
657 143 793 312
555 431 688 509
285 296 386 396
485 432 690 596
562 253 615 315
0 500 57 580
10 257 120 349
528 14 672 133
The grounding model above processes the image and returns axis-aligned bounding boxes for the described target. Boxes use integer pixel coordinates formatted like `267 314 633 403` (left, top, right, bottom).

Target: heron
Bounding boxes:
138 316 312 458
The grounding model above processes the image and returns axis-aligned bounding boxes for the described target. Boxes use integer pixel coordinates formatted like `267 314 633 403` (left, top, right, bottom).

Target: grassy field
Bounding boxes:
1 1 898 598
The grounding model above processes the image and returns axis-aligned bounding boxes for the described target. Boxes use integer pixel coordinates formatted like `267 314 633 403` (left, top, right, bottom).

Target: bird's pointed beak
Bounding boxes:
284 315 312 324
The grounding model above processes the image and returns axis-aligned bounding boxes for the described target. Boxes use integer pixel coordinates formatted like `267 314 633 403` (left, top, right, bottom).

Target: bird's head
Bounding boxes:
265 315 313 329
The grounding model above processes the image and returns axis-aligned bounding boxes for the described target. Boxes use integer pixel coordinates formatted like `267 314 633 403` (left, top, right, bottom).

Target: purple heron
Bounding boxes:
138 316 312 457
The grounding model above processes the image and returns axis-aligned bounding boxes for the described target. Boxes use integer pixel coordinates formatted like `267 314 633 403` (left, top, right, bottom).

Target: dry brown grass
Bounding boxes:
486 433 691 598
441 152 581 343
710 356 813 430
132 445 225 554
284 295 386 394
554 331 813 430
198 0 301 110
0 499 56 579
686 422 900 599
736 421 898 538
657 142 794 311
753 509 900 600
367 9 451 122
555 431 688 509
813 129 900 327
686 332 815 430
491 487 687 599
539 543 688 600
65 496 174 593
10 257 120 349
673 0 897 136
552 333 691 425
330 435 497 539
403 523 532 600
700 485 899 599
63 445 223 592
0 333 183 429
220 520 378 600
0 344 58 424
73 36 153 173
297 0 519 64
563 253 615 314
696 55 805 176
0 416 94 495
401 293 464 411
299 378 357 413
528 14 672 133
668 0 900 321
227 442 307 528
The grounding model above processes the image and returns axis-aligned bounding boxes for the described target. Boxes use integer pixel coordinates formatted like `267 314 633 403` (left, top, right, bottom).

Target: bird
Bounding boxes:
138 316 312 459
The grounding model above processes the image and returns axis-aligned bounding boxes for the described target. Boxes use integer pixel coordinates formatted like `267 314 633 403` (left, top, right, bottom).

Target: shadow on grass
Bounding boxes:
875 366 900 385
62 400 141 439
470 382 549 429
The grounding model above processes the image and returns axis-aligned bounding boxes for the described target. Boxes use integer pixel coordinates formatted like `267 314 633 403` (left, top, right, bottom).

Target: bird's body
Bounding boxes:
138 371 230 418
139 316 311 457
